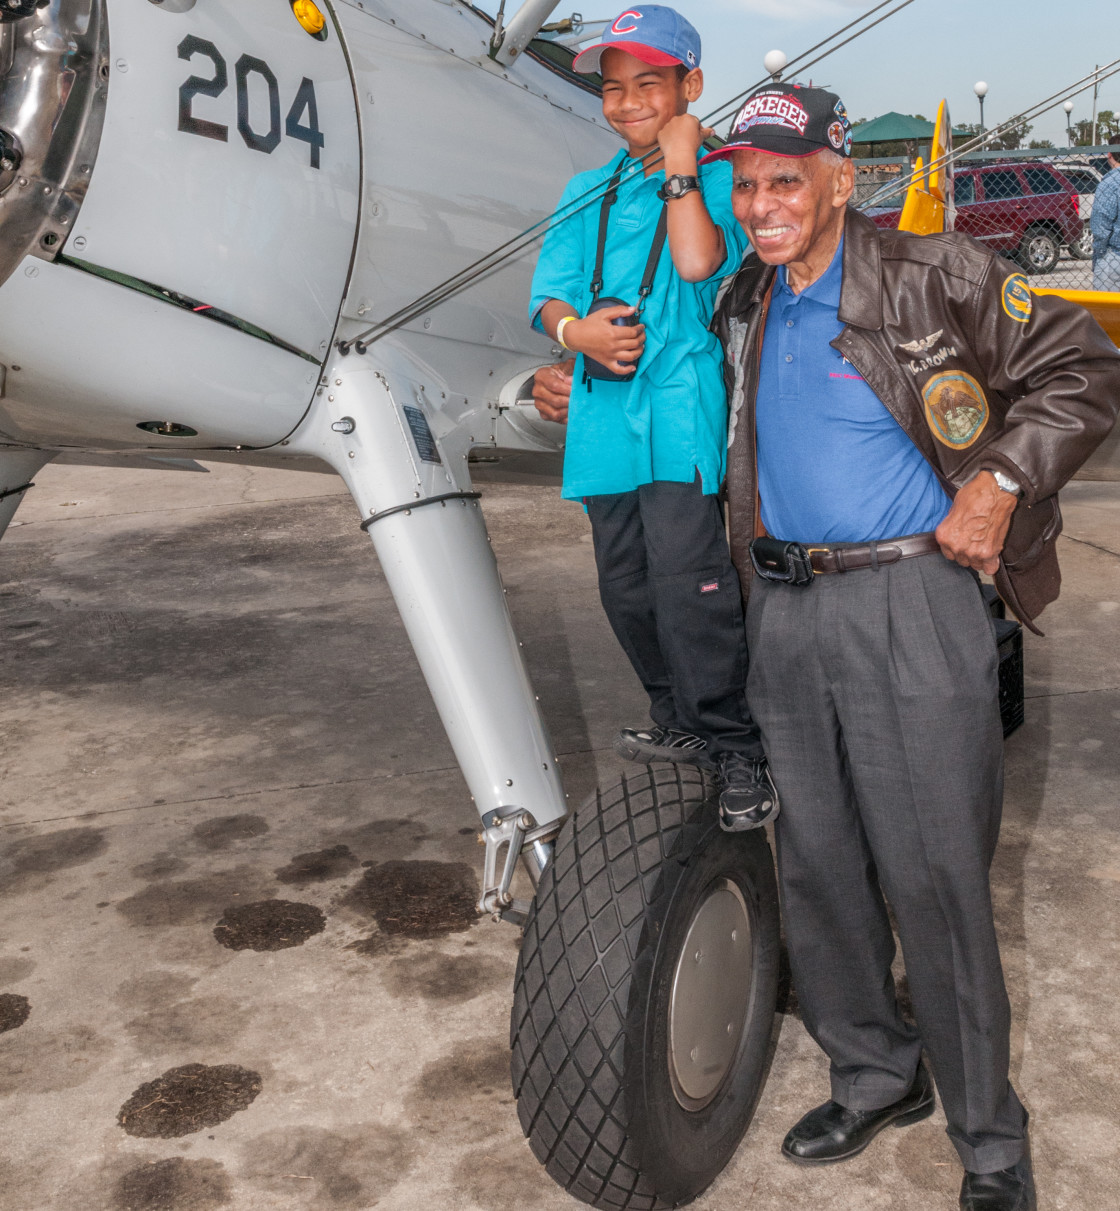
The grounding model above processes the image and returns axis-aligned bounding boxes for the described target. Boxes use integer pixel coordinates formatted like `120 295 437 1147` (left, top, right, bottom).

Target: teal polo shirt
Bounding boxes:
530 150 748 501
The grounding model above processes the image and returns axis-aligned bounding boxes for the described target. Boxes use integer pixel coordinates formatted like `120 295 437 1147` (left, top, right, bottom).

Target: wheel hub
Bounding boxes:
668 877 753 1110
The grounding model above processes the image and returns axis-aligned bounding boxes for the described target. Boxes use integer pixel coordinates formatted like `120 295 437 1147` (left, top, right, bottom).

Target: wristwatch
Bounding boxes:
990 469 1022 496
658 174 699 201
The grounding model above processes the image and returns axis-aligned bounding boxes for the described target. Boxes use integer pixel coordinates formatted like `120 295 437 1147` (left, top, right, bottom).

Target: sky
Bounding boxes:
688 0 1118 148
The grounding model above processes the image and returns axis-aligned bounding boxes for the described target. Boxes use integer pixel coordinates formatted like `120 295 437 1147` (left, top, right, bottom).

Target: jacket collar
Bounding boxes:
837 209 884 331
720 253 774 322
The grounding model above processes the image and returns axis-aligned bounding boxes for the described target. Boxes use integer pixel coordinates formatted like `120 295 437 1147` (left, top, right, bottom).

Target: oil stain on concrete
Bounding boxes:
404 1037 513 1146
0 826 107 893
130 853 189 881
340 859 479 941
192 815 269 852
382 950 508 1004
118 1063 263 1138
325 817 430 864
241 1123 417 1209
114 971 198 1013
0 994 30 1033
212 899 326 951
0 956 35 984
113 1156 232 1211
0 1023 113 1094
116 866 275 929
453 1136 555 1211
275 844 359 886
125 996 249 1058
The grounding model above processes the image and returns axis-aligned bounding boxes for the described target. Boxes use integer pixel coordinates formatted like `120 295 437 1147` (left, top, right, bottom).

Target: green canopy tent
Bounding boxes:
852 111 971 157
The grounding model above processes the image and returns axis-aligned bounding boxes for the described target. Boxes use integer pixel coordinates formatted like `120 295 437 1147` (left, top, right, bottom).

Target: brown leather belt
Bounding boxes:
806 532 942 575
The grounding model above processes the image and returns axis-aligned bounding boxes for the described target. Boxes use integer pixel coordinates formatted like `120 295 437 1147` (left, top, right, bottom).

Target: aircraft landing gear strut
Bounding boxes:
0 447 53 541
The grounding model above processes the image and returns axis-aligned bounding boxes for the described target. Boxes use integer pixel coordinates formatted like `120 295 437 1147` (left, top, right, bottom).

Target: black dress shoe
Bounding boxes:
960 1145 1036 1211
781 1061 935 1164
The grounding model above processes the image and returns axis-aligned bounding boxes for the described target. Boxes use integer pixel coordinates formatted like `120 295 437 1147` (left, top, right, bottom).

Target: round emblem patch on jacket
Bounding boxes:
922 370 989 449
1001 274 1033 323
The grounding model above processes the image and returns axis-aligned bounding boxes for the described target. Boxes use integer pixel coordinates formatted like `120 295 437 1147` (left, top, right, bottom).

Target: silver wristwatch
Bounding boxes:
990 470 1022 496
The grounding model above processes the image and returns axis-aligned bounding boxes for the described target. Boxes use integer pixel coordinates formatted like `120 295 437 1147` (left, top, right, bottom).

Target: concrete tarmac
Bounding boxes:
1 460 1117 1211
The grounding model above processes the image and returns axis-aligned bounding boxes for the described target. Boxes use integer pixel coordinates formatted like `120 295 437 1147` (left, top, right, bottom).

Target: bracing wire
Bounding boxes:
701 0 918 132
340 0 920 353
859 57 1120 213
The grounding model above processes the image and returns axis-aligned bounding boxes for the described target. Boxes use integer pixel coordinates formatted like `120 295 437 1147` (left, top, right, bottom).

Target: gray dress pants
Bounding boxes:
745 549 1027 1174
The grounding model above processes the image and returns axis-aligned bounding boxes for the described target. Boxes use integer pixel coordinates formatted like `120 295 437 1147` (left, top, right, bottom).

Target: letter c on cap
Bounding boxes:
612 10 642 34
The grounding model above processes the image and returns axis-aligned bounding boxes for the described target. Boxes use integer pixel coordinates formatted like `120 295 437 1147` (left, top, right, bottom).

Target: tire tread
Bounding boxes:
511 764 713 1209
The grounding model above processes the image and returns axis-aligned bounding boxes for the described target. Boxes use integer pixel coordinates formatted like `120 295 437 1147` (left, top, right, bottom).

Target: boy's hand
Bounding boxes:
658 115 714 172
566 306 645 376
532 362 574 424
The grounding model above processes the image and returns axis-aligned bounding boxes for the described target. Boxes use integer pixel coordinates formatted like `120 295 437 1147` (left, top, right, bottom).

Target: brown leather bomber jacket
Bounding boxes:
712 208 1120 631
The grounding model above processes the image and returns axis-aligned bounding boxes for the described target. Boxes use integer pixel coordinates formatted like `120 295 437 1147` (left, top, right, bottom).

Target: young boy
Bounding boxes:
529 5 776 829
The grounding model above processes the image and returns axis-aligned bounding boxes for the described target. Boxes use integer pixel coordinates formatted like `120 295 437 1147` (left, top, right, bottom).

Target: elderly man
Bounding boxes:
696 83 1120 1210
534 81 1120 1211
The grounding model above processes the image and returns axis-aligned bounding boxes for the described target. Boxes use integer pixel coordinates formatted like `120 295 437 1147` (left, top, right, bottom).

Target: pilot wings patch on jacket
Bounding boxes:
898 330 944 355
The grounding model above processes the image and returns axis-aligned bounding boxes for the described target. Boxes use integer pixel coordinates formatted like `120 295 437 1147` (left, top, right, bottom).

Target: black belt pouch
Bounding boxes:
749 537 815 587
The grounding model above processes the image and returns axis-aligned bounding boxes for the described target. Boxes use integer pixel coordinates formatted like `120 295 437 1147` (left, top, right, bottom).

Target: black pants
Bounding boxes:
585 476 763 760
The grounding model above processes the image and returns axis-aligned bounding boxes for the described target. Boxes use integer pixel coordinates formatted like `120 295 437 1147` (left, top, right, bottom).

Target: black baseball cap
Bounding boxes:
700 82 853 163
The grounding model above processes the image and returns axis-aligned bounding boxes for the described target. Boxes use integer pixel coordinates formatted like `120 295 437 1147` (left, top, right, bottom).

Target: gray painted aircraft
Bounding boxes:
0 1 784 1205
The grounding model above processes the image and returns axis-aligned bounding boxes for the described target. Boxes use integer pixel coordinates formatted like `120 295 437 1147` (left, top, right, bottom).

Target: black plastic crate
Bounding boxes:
996 619 1024 737
981 583 1005 621
981 585 1024 736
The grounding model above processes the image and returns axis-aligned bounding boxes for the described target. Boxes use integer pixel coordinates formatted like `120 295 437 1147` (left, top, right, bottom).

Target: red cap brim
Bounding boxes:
699 142 823 165
573 41 682 74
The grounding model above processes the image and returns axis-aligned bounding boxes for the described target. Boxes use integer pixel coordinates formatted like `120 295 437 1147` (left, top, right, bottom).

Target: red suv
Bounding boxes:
869 162 1082 274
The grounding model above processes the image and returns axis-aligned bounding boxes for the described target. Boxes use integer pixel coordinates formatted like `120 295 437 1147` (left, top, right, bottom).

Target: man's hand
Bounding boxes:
565 306 645 376
532 361 574 424
935 470 1019 575
657 114 713 171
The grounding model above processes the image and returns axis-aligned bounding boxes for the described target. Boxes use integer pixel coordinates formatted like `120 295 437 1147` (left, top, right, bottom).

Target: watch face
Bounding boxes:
662 175 697 199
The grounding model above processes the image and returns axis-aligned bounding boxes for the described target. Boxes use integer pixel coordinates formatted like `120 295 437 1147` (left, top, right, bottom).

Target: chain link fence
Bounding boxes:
855 145 1116 292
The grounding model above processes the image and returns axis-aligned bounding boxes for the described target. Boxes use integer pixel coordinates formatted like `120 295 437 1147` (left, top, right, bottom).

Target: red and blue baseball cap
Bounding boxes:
573 6 701 75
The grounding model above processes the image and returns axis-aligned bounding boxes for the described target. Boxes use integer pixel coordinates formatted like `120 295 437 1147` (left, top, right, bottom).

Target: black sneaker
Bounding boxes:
614 725 714 768
717 753 779 831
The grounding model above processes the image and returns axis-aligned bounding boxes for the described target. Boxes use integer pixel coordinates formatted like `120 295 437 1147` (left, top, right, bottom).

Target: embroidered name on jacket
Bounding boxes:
900 330 959 376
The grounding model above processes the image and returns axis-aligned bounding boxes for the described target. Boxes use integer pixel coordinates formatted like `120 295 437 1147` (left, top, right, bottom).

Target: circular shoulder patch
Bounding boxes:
922 370 989 449
1002 274 1033 323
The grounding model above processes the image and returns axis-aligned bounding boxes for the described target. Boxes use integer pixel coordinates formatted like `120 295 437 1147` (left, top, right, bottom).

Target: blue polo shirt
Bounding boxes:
530 150 748 501
756 239 952 543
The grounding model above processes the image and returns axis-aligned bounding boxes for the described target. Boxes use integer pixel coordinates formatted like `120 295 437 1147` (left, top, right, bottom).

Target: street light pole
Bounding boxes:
974 81 988 134
1063 99 1074 148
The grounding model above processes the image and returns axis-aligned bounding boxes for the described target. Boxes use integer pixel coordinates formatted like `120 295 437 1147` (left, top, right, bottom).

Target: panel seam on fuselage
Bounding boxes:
58 255 321 365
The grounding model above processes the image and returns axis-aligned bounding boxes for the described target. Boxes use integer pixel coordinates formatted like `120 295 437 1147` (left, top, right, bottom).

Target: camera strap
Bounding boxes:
589 168 668 316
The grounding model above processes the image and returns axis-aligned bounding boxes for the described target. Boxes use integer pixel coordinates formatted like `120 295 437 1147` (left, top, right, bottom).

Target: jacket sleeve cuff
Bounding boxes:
962 450 1036 505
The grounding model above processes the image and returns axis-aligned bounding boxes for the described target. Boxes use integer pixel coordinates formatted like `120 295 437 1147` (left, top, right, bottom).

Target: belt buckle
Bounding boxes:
804 546 830 574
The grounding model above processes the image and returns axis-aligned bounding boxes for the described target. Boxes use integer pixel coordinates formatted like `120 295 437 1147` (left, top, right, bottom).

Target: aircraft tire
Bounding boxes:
510 764 780 1209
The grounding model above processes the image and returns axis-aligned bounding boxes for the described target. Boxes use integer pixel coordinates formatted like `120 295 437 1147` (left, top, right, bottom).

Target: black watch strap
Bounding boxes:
658 173 699 201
